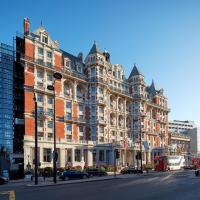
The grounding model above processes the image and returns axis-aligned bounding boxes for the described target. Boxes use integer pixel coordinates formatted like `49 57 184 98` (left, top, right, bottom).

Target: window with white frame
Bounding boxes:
91 96 96 101
38 47 44 56
37 120 43 127
118 71 120 80
65 59 71 68
47 73 53 81
79 126 84 133
91 87 96 94
43 148 51 162
99 107 104 114
37 71 44 79
47 108 53 116
47 121 53 128
42 35 48 44
37 107 44 114
47 96 53 104
64 84 70 96
79 104 84 120
77 64 82 73
77 86 83 98
99 87 103 95
91 106 96 113
99 126 104 135
66 101 72 119
37 94 43 103
47 51 52 59
91 68 96 77
66 124 72 132
91 126 96 141
75 149 81 162
99 67 103 76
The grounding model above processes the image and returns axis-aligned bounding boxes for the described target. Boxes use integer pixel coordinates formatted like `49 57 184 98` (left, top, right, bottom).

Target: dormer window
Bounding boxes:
77 64 82 73
42 35 48 44
65 59 71 68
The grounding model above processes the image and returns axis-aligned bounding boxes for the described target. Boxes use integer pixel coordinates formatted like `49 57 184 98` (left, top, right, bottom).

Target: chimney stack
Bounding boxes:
24 18 30 36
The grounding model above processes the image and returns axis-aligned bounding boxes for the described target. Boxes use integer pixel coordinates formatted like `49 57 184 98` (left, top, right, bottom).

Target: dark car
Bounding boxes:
184 165 194 170
59 170 90 181
195 169 200 176
0 175 9 185
120 167 142 174
87 168 107 177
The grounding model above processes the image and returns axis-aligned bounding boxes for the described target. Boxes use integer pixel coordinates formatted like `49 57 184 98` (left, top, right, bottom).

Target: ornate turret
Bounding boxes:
88 41 101 55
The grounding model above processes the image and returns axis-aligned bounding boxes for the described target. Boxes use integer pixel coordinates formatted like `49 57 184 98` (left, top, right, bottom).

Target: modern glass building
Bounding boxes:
0 43 14 154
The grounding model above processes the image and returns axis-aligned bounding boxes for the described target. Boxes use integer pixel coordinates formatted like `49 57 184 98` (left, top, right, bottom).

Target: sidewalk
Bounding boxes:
10 170 159 187
27 175 120 187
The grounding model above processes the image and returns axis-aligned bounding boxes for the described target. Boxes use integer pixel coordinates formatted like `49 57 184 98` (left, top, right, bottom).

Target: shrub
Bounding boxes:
43 167 53 177
70 165 82 171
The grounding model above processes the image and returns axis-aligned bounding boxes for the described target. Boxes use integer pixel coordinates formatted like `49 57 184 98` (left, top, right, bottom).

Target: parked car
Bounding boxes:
120 167 142 174
59 170 90 180
0 175 9 184
86 168 107 177
184 165 194 170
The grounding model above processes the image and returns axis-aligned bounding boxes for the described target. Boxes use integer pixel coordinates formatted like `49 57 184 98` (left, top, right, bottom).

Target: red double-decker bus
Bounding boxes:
192 158 200 168
154 156 168 171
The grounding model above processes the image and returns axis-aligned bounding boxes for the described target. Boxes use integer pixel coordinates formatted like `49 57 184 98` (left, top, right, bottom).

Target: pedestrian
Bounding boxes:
43 171 46 181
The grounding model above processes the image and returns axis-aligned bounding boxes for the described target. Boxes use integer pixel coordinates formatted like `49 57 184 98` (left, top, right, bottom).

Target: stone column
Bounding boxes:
60 148 66 168
116 97 119 128
73 80 77 101
96 149 99 166
87 149 93 166
124 100 126 130
71 148 75 166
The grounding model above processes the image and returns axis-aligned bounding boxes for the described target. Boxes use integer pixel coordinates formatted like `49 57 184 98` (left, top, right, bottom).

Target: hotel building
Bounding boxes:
14 18 169 170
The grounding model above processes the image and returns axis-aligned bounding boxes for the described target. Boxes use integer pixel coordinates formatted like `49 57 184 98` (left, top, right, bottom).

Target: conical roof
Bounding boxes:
89 41 101 54
128 64 141 79
150 80 156 91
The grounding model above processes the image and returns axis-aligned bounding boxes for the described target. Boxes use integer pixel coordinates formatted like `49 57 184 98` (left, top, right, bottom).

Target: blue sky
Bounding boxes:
1 0 200 124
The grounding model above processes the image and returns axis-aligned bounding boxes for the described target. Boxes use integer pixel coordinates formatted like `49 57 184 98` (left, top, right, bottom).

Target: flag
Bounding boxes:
124 137 128 149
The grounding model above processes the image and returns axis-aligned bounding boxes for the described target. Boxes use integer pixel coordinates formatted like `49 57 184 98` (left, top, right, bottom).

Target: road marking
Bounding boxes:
0 190 15 200
9 191 15 200
161 174 172 181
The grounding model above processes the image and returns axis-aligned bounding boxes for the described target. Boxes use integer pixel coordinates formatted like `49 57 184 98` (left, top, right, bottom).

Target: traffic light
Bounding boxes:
115 149 120 159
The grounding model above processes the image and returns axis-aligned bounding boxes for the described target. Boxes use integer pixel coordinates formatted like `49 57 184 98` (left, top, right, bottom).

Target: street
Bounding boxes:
0 170 200 200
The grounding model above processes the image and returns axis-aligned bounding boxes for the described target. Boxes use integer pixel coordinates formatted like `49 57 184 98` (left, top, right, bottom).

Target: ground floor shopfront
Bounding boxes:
23 136 166 170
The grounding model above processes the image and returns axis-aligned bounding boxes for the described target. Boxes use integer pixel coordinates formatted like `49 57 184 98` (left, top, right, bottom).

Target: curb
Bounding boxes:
26 177 120 187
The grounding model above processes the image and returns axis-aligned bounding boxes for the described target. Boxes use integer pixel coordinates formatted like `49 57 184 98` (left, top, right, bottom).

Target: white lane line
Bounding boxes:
161 174 172 181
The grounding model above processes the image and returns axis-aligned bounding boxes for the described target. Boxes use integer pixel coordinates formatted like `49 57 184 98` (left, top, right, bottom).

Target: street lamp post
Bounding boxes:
33 91 38 185
133 116 143 173
47 72 62 184
139 121 143 173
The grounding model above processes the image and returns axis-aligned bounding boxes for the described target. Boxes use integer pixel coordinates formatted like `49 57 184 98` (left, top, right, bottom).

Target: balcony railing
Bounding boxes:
109 86 131 97
21 54 88 81
89 77 106 84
